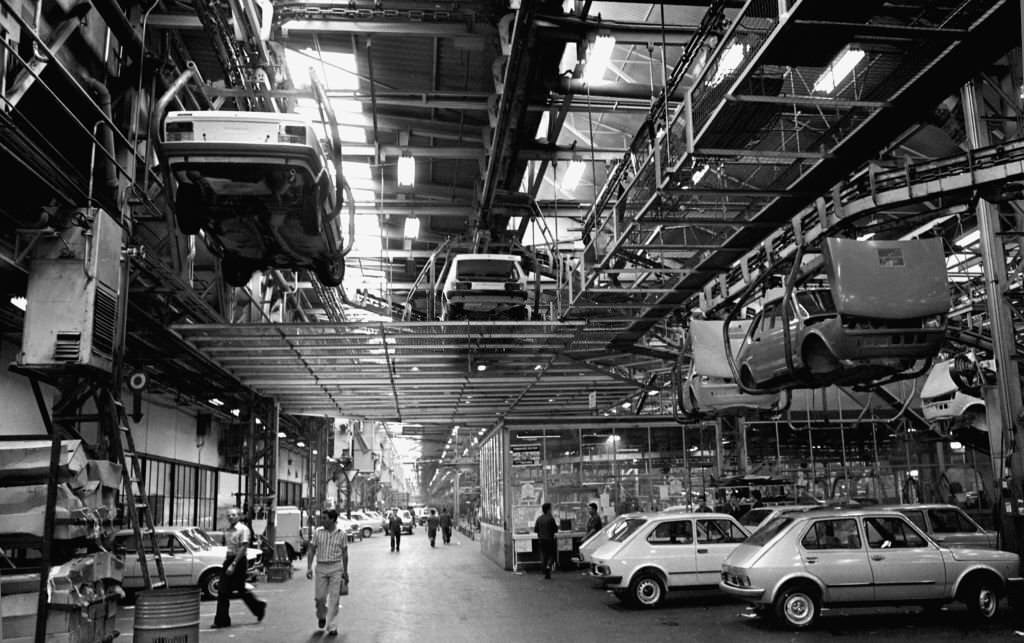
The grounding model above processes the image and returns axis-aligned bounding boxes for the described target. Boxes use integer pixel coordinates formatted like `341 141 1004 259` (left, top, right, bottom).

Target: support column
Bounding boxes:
963 79 1024 556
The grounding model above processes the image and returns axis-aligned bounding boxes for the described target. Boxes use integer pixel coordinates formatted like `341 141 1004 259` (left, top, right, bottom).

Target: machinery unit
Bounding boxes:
18 210 123 373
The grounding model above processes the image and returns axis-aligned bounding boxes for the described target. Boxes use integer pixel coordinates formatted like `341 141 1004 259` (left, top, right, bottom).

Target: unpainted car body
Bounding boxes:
162 111 348 287
590 512 749 608
735 238 948 391
113 526 262 600
682 320 779 415
719 507 1021 629
439 254 530 321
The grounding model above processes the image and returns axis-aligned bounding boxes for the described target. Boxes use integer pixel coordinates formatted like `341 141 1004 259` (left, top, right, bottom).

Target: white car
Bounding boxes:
590 512 749 608
439 253 530 321
921 358 986 427
113 527 262 600
682 320 779 415
576 512 643 565
346 510 384 538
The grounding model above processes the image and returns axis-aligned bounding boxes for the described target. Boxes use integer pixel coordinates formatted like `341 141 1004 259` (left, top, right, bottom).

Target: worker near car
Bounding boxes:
584 502 603 540
534 502 559 579
306 508 349 636
696 495 713 513
439 507 453 545
387 509 403 552
212 508 267 629
426 508 440 547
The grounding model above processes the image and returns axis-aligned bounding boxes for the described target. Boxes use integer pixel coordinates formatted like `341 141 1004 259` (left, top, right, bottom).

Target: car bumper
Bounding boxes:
718 581 766 600
829 327 945 359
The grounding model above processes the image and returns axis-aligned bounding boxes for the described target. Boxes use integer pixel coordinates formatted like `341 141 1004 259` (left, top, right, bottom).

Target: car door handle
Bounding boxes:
804 557 817 564
697 548 708 554
871 555 885 561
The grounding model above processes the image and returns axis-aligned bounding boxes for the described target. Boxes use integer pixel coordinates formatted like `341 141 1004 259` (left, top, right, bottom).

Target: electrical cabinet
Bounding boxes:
18 210 123 373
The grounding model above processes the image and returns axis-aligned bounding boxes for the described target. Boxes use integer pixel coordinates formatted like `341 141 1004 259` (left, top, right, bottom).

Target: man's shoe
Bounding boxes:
327 627 338 636
318 617 326 629
256 601 267 622
211 622 230 629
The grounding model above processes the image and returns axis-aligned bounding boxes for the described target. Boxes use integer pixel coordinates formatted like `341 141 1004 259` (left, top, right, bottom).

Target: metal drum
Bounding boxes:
134 587 200 643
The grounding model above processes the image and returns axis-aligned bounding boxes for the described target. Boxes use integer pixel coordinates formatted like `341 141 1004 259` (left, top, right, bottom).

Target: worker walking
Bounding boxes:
306 509 349 636
387 509 403 552
426 508 440 547
439 507 453 545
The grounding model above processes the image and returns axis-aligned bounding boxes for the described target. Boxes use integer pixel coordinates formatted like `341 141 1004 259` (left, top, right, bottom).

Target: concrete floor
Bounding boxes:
111 529 1024 643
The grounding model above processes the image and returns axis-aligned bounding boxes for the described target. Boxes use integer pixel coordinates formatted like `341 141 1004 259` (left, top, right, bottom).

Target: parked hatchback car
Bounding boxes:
720 507 1021 629
575 512 643 565
590 512 749 608
113 526 262 600
346 510 384 539
734 238 948 391
883 503 998 549
161 110 352 287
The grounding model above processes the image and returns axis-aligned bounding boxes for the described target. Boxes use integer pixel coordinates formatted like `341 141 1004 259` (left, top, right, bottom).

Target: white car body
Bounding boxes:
439 254 530 321
683 320 779 415
921 359 986 427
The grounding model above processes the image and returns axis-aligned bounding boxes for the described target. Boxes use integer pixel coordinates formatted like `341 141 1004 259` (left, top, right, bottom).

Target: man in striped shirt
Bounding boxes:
306 509 349 636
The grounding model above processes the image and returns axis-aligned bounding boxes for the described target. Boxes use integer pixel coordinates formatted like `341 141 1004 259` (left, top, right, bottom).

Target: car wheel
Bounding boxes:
222 256 255 287
314 255 345 287
962 577 999 620
199 570 220 601
628 572 665 609
773 584 819 629
361 527 372 539
174 183 205 235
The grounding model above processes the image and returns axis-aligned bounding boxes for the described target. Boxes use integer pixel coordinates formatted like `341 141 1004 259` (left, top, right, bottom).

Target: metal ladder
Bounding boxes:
97 389 167 590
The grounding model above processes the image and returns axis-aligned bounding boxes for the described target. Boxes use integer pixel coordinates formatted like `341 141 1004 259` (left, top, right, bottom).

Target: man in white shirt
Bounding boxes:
212 508 267 628
306 508 349 636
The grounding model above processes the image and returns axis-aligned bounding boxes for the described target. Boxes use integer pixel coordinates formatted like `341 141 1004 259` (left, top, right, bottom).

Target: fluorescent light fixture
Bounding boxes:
956 229 980 247
277 431 286 438
403 217 420 240
297 441 306 448
230 408 240 417
620 401 631 409
397 154 415 187
208 398 224 407
583 34 615 84
710 42 747 86
535 111 550 142
560 159 586 191
9 296 26 311
534 364 543 371
813 47 865 94
648 389 659 396
950 441 963 451
476 363 487 372
451 427 459 434
312 449 319 455
691 163 709 185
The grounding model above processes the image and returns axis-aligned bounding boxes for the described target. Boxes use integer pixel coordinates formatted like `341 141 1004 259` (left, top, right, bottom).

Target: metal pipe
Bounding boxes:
79 76 118 202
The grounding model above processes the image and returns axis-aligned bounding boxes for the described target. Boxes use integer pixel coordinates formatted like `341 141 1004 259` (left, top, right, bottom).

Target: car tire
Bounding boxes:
628 572 665 609
361 527 373 539
962 577 999 620
222 256 255 287
174 184 205 235
314 255 345 287
773 583 819 629
199 570 220 601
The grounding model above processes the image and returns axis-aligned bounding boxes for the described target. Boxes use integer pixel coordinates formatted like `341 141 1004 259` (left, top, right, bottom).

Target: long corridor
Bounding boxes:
113 528 1023 643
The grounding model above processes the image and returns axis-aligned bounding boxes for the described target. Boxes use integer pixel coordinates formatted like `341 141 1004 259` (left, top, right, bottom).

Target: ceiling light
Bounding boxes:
560 159 585 191
277 431 287 438
312 449 318 455
296 441 306 448
9 296 26 311
454 425 460 430
648 389 659 396
476 363 487 372
397 153 415 187
582 33 615 84
620 401 631 409
411 366 420 372
813 47 865 94
403 217 420 239
710 42 747 86
230 408 240 417
534 364 543 371
691 163 709 185
208 398 224 407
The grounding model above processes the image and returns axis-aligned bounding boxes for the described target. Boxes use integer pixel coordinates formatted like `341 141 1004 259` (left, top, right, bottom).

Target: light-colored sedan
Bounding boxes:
346 510 384 539
590 512 749 608
720 507 1021 629
113 526 262 600
883 503 998 549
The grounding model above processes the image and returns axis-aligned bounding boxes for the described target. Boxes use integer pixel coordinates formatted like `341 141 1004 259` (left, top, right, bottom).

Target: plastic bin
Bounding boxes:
134 587 200 643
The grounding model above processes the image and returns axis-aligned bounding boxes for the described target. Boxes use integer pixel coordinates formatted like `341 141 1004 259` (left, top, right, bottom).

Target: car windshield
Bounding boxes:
192 528 218 549
608 518 648 543
457 259 517 279
795 290 835 317
747 516 794 546
175 529 205 552
739 508 773 527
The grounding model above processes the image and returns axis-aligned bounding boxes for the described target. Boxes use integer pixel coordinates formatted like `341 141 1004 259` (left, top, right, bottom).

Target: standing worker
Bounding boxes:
306 509 349 636
387 509 403 552
439 507 453 545
426 508 440 547
534 502 558 579
212 508 267 628
584 502 603 541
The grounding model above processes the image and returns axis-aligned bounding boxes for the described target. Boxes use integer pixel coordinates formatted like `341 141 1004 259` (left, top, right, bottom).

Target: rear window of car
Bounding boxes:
801 519 861 550
457 259 517 279
647 520 693 545
865 516 928 548
740 508 773 527
609 518 648 543
697 519 747 544
746 516 793 547
928 507 978 533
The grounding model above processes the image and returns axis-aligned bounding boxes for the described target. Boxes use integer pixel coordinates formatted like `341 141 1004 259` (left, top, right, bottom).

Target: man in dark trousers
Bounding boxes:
387 509 403 552
212 508 267 628
439 507 453 545
534 502 558 579
426 508 440 547
584 502 603 541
